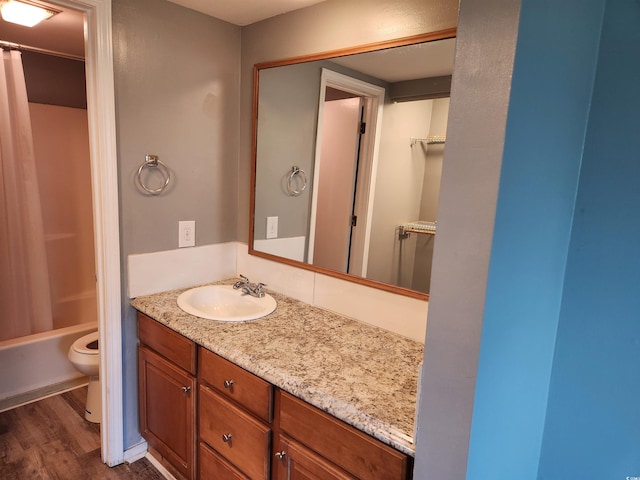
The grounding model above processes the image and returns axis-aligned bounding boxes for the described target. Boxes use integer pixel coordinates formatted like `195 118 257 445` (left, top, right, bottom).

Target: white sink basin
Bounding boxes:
177 285 276 322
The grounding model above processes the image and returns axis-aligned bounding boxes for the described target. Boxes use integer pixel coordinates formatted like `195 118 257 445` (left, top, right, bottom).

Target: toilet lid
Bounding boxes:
72 331 99 355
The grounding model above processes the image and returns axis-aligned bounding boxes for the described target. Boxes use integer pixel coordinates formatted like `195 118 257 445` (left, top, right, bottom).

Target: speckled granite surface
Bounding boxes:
131 280 424 456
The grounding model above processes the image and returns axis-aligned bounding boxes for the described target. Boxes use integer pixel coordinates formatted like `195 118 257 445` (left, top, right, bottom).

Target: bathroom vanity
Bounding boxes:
132 281 423 480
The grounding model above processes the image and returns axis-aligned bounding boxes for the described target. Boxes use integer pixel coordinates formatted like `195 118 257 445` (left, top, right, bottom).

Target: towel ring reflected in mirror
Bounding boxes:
286 166 307 196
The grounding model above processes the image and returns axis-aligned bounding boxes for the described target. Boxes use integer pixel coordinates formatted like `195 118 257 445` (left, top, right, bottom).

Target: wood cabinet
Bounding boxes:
138 313 197 480
274 391 412 480
273 434 357 480
198 347 273 480
199 441 250 480
198 347 272 422
137 312 412 480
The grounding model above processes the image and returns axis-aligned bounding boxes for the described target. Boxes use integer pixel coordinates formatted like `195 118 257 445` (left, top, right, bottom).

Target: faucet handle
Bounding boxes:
233 274 250 290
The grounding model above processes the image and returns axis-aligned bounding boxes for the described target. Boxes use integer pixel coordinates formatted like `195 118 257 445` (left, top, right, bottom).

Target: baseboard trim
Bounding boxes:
145 450 179 480
123 439 148 464
0 378 89 413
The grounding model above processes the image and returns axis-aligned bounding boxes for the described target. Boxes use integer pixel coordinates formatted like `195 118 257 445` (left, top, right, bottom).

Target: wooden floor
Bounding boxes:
0 387 165 479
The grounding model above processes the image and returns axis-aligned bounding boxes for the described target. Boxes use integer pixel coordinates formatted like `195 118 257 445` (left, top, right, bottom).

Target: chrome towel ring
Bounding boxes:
136 154 170 195
286 166 307 196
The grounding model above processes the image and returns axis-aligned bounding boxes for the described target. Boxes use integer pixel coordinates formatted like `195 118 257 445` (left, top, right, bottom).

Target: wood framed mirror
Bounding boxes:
249 28 456 300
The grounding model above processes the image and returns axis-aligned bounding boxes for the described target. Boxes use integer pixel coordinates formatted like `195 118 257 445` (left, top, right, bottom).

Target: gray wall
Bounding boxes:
113 0 486 469
414 0 521 477
254 62 320 241
112 0 240 447
114 0 458 453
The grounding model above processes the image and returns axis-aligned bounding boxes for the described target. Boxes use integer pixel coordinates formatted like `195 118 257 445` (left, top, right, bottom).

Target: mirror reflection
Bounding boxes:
251 35 455 296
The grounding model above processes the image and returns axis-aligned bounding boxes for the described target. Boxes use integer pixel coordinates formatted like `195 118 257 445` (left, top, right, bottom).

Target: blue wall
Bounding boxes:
538 1 640 478
466 0 605 478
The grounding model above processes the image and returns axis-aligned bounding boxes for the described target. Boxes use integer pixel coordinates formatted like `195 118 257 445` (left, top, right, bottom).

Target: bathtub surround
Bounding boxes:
0 322 96 411
128 242 428 343
30 102 97 331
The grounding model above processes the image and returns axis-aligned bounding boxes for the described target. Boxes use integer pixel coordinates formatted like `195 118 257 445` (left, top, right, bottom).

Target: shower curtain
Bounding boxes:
0 49 53 341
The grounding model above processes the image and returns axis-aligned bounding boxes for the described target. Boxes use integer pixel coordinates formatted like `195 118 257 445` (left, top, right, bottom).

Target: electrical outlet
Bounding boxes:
179 221 195 248
266 216 278 239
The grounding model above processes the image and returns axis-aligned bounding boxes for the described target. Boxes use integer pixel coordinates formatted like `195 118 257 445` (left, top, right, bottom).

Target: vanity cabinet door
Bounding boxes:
199 384 271 480
138 345 196 480
273 434 356 480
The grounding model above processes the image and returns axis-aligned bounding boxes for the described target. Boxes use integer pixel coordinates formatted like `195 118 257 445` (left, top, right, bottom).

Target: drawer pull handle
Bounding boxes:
222 433 233 443
181 386 191 393
275 451 291 480
223 379 234 388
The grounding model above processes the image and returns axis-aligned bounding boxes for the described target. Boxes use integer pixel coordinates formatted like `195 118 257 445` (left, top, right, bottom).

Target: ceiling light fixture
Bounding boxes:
0 0 59 27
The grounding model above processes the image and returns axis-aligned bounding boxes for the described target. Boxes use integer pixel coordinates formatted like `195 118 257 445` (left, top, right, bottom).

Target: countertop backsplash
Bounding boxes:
128 242 429 342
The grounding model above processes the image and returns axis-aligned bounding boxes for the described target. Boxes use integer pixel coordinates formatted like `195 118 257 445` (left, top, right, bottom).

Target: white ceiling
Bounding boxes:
165 0 328 26
332 39 456 83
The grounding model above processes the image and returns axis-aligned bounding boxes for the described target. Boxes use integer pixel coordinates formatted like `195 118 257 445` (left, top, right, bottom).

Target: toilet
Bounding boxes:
68 331 101 423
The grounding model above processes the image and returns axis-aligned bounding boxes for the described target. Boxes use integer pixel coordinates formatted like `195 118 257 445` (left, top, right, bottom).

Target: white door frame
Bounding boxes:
52 0 123 466
307 69 385 276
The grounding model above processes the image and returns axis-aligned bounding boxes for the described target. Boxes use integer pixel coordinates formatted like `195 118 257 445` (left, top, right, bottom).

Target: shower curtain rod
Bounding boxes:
0 40 84 62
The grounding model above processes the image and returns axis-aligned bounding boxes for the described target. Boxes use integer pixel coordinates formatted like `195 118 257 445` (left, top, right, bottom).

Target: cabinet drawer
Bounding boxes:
137 312 196 374
199 347 272 422
273 433 356 480
279 391 410 480
199 385 271 480
199 442 250 480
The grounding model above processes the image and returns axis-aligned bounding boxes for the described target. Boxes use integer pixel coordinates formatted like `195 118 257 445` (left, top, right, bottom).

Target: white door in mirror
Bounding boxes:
176 285 276 322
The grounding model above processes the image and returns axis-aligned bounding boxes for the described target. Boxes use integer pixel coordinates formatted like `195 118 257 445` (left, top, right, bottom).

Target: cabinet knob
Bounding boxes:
223 379 234 389
275 451 287 461
222 433 233 443
181 386 191 393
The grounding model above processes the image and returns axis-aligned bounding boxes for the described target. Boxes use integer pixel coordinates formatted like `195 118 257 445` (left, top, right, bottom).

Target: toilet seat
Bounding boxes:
71 331 99 356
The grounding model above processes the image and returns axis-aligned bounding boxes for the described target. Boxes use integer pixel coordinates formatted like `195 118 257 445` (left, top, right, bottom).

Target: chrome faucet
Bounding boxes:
232 274 266 298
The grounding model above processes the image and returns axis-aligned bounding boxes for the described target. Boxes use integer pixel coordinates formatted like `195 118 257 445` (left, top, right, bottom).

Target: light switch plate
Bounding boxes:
266 216 278 239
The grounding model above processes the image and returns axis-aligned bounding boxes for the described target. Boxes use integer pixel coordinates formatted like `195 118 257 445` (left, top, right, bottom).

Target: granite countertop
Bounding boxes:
131 280 424 456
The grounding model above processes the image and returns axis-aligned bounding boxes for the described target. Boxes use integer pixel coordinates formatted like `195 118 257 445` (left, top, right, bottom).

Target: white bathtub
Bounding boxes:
0 321 97 411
